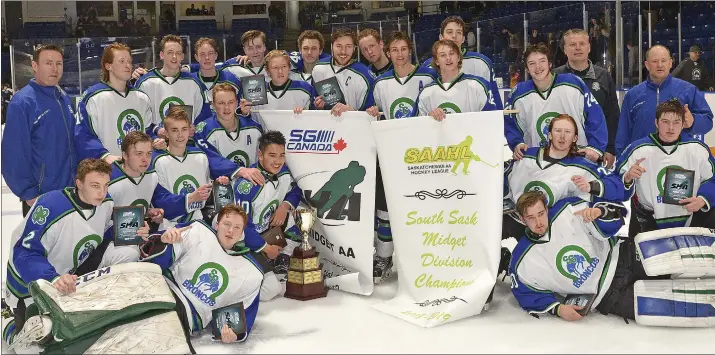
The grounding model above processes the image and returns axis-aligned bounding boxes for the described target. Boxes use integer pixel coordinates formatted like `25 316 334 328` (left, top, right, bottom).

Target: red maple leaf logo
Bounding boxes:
333 138 347 152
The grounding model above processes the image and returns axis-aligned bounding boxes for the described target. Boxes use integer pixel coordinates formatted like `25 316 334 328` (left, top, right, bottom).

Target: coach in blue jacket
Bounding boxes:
615 45 713 155
1 44 77 216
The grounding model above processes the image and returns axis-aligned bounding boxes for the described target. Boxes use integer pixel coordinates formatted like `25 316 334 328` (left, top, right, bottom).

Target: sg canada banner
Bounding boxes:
260 110 377 296
371 111 504 327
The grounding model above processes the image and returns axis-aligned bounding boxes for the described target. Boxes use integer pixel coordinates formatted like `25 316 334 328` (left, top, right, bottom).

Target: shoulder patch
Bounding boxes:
31 205 50 225
196 121 207 133
237 180 252 194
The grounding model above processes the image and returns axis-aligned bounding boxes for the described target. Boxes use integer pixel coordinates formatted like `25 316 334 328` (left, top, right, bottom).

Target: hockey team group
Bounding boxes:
1 14 714 353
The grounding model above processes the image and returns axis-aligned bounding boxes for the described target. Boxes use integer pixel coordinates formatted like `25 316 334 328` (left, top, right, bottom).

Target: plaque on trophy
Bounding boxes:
284 207 328 301
662 167 695 205
211 302 247 340
563 293 596 316
315 76 346 109
241 75 268 105
212 180 234 212
113 206 145 245
261 225 287 248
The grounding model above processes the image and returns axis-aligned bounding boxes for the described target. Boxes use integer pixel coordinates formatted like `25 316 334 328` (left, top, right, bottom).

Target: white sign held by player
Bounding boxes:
260 110 376 296
370 111 504 327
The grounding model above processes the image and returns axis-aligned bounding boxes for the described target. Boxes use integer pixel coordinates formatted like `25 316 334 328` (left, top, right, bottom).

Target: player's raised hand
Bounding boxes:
239 99 253 116
138 221 151 241
624 158 646 184
161 225 192 244
293 106 304 114
132 66 148 80
577 148 600 162
571 175 591 193
148 208 165 224
215 176 230 185
234 55 249 65
678 196 706 213
558 304 584 321
152 138 168 150
238 167 265 186
314 96 326 109
366 106 380 117
574 207 602 223
513 143 528 161
683 104 694 128
220 324 238 343
428 108 446 122
53 274 78 295
188 184 212 203
331 103 352 117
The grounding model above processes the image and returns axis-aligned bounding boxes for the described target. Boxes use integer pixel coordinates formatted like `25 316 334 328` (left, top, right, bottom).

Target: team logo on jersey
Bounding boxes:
523 181 555 207
182 262 229 306
258 200 279 231
287 129 347 154
237 180 252 195
117 109 143 142
389 98 415 119
536 112 560 143
227 150 250 167
692 68 701 80
556 245 600 289
656 165 683 198
195 121 207 133
159 96 185 119
173 174 200 196
73 234 102 269
31 206 50 225
437 102 461 114
404 136 498 176
591 82 600 92
304 161 365 222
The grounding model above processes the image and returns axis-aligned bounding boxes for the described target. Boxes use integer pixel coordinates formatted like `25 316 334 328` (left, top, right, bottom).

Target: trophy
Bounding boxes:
284 207 328 301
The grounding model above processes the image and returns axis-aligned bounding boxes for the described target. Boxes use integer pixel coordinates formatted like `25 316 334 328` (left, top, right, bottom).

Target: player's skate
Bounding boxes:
373 255 393 284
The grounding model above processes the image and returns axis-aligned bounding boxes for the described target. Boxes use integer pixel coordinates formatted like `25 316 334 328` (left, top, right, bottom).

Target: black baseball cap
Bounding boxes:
689 45 702 53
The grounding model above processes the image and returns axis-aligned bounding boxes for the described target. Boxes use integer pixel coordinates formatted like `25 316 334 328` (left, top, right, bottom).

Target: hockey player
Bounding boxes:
192 37 242 106
312 27 376 115
421 16 502 108
504 114 626 240
617 99 715 233
415 39 501 121
506 43 607 162
510 192 715 327
134 35 212 145
3 159 148 340
241 50 317 127
222 30 270 79
151 106 234 227
358 29 393 77
140 205 280 343
195 83 265 186
289 30 331 82
234 131 302 277
75 43 153 163
100 131 195 267
365 32 437 283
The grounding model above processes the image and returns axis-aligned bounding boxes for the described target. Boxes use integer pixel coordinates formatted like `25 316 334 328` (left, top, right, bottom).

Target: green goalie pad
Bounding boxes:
27 263 179 346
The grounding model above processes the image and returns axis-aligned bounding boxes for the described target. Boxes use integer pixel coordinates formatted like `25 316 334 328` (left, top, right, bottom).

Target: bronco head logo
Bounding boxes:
117 109 143 137
555 245 600 288
173 175 200 196
188 262 229 302
390 98 415 119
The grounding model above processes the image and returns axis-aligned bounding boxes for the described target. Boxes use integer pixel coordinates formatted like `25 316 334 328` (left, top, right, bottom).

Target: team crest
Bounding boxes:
390 98 415 119
536 111 560 143
227 150 250 167
182 262 229 306
237 180 253 195
591 82 600 92
117 109 143 140
258 200 279 231
31 206 50 225
437 102 461 114
195 121 206 133
173 174 200 196
73 234 102 269
556 245 600 288
159 96 185 119
523 181 555 207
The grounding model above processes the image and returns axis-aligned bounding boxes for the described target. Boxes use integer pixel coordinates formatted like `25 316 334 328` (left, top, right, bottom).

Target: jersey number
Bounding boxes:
22 231 36 249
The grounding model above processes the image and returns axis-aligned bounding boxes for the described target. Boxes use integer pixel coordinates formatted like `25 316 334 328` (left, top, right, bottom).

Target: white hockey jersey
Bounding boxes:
245 79 317 127
506 147 625 206
373 66 437 119
108 162 187 221
151 147 212 224
416 72 498 115
194 70 242 106
134 69 210 125
510 198 622 314
505 73 607 155
194 115 263 168
289 71 312 83
75 82 153 160
311 58 376 111
5 188 112 305
221 63 270 81
422 49 495 85
616 133 715 228
142 220 263 332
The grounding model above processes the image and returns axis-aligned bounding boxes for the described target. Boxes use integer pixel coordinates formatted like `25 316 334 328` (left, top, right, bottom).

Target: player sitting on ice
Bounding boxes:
140 204 280 343
510 191 715 326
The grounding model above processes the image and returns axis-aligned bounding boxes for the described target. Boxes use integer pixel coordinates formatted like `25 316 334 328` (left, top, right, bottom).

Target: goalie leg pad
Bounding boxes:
260 272 282 301
83 311 191 354
635 227 715 278
634 279 715 327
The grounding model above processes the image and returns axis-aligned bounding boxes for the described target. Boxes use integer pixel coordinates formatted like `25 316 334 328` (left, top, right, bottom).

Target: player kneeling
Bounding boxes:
510 192 714 326
140 205 281 342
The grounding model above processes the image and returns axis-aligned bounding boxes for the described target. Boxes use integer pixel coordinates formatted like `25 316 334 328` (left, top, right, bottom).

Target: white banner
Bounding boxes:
260 110 376 296
371 111 504 327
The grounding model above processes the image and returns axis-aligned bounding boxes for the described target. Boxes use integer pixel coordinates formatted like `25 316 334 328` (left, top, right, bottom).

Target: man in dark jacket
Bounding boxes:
1 44 77 216
554 29 621 168
672 45 714 92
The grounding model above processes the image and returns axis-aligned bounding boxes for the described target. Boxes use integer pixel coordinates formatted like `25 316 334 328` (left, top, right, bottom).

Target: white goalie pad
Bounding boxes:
634 227 715 278
84 311 191 354
634 279 715 328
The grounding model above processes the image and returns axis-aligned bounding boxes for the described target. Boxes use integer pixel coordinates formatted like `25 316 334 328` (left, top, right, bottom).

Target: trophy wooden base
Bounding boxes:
284 247 328 301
